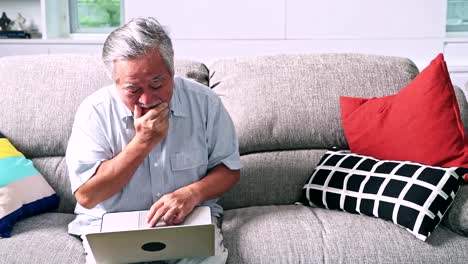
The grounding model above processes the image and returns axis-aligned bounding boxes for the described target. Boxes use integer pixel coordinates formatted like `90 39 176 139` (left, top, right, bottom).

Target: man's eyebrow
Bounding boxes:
123 83 137 88
122 76 164 88
151 76 164 82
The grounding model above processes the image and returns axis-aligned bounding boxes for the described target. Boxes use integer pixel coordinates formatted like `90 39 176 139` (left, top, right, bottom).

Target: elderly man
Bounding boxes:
66 17 241 264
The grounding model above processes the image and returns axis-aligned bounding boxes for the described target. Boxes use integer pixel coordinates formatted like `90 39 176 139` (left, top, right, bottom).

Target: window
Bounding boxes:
447 0 468 32
69 0 122 33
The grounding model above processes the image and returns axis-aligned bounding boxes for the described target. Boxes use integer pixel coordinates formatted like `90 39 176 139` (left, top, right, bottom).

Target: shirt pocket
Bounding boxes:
170 149 208 171
170 149 208 190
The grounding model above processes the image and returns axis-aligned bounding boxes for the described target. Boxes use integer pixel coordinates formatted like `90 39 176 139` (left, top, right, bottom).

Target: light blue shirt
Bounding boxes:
66 76 241 235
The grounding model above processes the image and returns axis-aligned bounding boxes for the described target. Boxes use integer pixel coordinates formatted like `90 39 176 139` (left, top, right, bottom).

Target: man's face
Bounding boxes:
114 49 174 116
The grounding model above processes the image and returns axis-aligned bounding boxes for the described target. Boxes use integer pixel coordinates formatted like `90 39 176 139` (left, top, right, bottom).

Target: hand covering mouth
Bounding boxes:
140 100 163 115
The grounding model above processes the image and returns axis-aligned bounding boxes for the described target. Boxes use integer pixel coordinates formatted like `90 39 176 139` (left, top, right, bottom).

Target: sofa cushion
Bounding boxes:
175 60 210 87
465 80 468 100
209 53 420 155
0 55 111 159
0 132 59 238
219 149 324 210
31 157 76 214
443 184 468 236
0 213 85 263
340 54 468 181
299 150 467 241
223 205 468 264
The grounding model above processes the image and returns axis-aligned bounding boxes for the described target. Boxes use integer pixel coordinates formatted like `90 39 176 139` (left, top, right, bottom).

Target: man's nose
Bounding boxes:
138 92 154 106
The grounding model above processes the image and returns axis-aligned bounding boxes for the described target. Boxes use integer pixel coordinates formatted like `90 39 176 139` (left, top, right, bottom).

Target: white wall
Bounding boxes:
125 0 447 68
1 0 467 87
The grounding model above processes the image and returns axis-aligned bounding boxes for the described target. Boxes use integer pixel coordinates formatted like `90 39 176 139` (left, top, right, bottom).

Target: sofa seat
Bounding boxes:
0 213 85 264
223 205 468 264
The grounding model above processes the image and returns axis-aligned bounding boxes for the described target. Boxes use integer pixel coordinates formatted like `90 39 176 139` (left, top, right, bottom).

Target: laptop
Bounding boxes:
85 206 215 264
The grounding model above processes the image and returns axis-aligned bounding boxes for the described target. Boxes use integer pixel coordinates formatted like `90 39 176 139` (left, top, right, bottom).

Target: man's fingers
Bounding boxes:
146 107 169 133
146 201 163 225
153 108 170 125
134 105 142 119
157 102 168 111
141 102 169 120
173 211 186 225
147 207 168 228
163 207 179 225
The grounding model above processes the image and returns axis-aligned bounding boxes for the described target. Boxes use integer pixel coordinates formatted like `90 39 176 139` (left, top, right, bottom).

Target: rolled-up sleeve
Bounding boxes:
66 102 112 194
206 97 242 170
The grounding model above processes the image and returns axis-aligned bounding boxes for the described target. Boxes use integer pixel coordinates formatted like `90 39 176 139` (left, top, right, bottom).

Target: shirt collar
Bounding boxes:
170 78 188 118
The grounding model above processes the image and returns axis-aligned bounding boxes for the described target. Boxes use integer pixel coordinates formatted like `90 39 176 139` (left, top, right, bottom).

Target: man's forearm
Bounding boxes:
184 164 240 205
75 138 152 209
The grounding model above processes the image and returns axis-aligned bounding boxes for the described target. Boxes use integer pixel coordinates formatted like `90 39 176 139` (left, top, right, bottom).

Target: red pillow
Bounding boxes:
340 53 468 182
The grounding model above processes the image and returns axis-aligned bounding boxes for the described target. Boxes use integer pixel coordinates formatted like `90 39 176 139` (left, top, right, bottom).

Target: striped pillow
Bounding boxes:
0 132 59 238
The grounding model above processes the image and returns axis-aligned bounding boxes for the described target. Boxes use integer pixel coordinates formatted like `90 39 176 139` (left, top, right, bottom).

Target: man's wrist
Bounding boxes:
127 136 154 158
185 184 203 205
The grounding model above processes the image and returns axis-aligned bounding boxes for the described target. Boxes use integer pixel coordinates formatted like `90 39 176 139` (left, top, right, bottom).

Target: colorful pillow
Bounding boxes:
340 53 468 182
0 132 60 238
299 150 467 241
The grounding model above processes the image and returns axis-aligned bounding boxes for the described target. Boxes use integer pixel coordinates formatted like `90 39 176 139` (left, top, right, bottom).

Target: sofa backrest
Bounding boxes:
210 53 468 210
0 54 209 213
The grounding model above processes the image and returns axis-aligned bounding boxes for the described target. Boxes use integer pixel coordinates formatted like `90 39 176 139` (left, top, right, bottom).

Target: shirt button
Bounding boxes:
153 162 159 167
157 192 161 197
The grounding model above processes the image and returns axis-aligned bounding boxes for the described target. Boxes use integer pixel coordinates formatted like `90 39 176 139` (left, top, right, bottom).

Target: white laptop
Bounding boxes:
85 206 215 264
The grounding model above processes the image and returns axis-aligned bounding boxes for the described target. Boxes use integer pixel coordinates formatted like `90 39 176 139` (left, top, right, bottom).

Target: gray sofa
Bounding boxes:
1 53 468 263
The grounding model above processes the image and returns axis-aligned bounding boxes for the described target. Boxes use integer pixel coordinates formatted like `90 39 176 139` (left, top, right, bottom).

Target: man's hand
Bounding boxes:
146 186 201 227
145 164 239 227
133 102 169 147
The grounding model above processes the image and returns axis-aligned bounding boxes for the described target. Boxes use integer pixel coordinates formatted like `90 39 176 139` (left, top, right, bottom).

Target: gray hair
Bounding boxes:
102 17 174 79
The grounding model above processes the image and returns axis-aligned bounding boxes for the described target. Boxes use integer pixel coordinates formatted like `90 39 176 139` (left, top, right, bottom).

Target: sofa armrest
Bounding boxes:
453 85 468 135
443 184 468 236
440 85 468 236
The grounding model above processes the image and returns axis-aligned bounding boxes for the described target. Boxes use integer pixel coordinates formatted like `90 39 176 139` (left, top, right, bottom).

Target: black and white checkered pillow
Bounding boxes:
299 150 468 241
